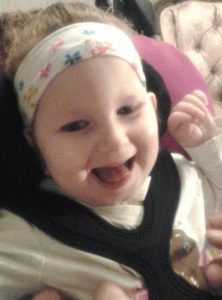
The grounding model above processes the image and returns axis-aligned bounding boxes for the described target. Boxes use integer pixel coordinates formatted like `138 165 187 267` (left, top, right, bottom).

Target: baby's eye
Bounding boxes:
117 105 135 115
61 120 89 132
117 103 144 116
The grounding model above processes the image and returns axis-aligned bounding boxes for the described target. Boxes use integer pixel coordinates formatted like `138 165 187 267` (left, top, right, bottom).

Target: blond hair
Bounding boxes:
6 2 134 79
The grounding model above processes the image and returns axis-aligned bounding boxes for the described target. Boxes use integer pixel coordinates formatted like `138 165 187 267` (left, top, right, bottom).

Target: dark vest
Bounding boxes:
3 150 222 300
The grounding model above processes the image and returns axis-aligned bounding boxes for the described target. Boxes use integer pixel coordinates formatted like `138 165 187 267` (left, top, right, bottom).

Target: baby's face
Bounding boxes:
33 56 159 206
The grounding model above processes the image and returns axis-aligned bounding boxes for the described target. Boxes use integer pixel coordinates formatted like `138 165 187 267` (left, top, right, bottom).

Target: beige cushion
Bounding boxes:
160 1 222 116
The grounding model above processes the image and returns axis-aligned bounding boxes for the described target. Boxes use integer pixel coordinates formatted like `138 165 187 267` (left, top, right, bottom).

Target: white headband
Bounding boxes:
14 22 146 126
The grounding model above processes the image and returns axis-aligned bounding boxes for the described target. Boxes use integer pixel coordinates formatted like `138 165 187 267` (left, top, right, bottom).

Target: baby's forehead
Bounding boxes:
40 56 145 107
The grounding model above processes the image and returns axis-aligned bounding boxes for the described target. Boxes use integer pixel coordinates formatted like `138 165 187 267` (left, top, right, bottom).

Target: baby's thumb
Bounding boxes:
94 282 130 300
31 288 63 300
205 261 222 289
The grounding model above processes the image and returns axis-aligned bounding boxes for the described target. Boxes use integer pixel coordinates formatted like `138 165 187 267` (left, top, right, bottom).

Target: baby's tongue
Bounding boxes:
94 164 130 184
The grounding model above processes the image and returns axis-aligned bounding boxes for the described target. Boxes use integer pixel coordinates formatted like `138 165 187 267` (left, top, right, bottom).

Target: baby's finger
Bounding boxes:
183 90 209 108
205 261 222 289
169 102 206 126
206 229 222 248
168 111 193 127
207 213 222 229
174 93 208 115
191 90 208 106
94 282 130 300
32 289 63 300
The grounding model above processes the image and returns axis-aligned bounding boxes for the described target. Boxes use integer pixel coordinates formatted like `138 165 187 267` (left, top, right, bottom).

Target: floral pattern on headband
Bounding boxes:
40 63 52 79
65 51 82 66
18 80 25 91
15 23 146 126
48 39 65 53
22 84 38 113
83 30 95 35
85 39 114 56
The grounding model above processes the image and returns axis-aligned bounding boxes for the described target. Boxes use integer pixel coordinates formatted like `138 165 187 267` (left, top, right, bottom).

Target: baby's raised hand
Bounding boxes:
168 90 218 148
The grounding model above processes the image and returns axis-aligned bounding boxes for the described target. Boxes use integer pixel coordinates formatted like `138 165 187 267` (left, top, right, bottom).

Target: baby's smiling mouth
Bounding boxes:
92 157 135 185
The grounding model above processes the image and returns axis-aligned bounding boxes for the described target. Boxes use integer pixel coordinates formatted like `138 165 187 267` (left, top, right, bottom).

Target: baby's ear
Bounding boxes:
23 127 34 148
148 92 157 110
23 127 51 176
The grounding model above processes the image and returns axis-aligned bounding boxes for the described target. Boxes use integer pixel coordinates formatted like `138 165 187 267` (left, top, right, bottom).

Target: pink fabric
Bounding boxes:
133 35 214 153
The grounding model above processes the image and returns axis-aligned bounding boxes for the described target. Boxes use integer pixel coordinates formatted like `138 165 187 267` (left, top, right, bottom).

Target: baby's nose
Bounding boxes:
96 124 129 154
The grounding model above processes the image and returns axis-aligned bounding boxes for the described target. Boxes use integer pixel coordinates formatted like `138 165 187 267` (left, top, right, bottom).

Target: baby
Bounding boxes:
1 2 222 300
